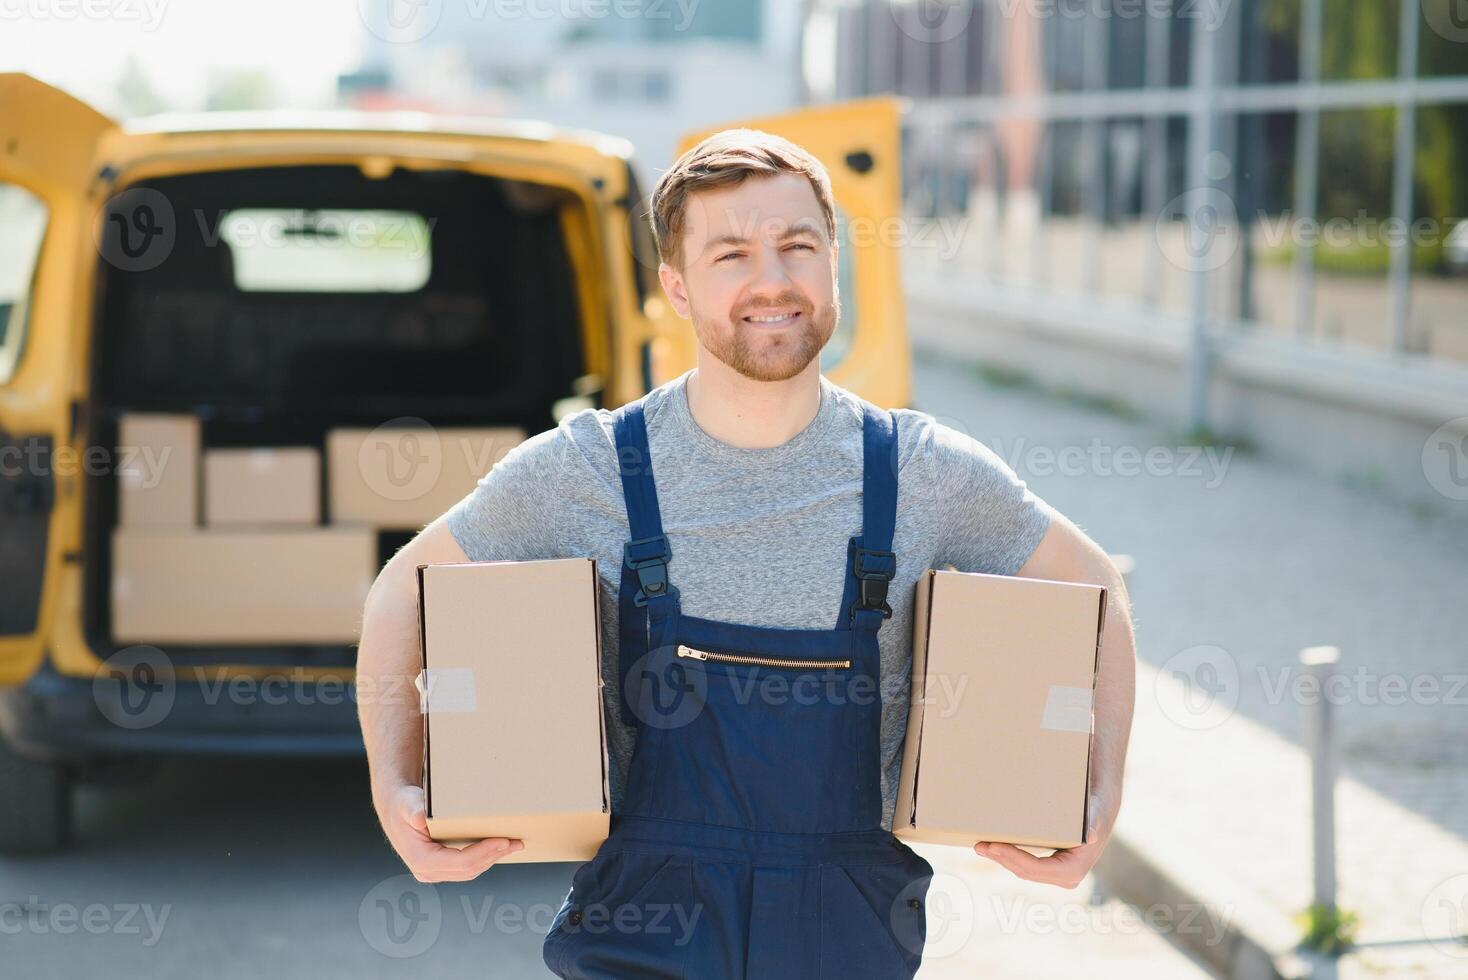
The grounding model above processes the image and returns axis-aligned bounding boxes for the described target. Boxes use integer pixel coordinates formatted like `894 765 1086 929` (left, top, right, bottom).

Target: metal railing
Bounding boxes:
819 0 1468 430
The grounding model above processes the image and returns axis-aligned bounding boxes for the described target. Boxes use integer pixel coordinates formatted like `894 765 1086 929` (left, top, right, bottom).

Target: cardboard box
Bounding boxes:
416 557 608 863
118 414 200 527
327 426 526 529
204 448 321 526
111 527 376 644
895 569 1105 851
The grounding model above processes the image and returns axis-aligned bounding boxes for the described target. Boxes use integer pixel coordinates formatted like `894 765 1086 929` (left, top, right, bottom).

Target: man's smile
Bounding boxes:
742 310 803 327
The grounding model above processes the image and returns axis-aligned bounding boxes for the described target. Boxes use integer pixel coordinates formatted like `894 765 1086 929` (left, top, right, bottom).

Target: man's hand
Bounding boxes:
972 788 1114 890
384 783 524 883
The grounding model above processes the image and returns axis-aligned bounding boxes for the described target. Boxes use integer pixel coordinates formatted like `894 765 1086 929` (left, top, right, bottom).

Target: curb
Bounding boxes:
1095 830 1314 980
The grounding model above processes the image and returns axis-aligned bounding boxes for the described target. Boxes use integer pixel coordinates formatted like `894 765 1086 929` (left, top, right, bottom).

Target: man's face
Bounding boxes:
658 172 839 383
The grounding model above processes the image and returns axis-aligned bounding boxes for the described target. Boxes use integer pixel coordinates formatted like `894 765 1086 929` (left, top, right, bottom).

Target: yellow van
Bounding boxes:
0 73 912 852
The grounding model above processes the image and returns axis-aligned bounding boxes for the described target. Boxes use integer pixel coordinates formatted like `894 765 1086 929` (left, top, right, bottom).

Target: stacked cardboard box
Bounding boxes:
112 414 528 645
112 528 376 644
117 414 200 527
326 426 525 529
113 414 372 644
203 447 320 526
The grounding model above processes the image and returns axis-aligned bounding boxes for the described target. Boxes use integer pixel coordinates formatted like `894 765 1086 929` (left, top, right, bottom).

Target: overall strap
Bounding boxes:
611 399 678 728
849 403 899 633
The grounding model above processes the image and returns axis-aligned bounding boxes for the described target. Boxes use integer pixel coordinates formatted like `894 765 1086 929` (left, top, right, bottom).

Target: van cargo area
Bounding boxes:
82 163 593 669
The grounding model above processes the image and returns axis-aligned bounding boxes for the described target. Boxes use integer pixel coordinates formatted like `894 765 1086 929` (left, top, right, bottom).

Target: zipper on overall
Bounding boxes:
676 644 852 670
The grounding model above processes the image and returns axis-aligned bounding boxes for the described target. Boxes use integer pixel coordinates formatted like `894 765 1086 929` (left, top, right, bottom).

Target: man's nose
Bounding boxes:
747 243 795 292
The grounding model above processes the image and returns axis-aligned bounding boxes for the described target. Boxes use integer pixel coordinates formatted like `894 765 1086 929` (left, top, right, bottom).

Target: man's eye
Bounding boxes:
715 252 744 263
786 242 816 252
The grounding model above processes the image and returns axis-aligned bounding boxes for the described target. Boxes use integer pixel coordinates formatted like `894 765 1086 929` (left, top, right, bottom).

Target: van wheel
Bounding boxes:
0 735 72 854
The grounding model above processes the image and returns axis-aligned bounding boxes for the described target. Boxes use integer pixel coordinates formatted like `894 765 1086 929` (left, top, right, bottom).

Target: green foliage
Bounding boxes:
971 362 1036 390
1167 425 1254 454
1294 902 1359 955
1320 0 1397 82
1252 238 1445 277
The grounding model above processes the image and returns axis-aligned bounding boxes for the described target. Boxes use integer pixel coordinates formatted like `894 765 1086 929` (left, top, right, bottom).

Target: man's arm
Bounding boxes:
357 516 524 882
973 511 1137 888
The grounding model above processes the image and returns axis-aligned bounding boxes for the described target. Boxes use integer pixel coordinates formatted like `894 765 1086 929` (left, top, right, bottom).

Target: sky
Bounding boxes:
0 0 366 115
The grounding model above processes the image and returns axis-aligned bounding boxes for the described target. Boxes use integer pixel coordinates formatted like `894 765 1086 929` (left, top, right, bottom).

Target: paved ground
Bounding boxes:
908 340 1468 977
0 753 1209 978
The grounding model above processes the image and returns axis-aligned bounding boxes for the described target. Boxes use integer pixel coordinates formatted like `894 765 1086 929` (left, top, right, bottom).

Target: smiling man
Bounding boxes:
663 165 835 384
358 128 1136 978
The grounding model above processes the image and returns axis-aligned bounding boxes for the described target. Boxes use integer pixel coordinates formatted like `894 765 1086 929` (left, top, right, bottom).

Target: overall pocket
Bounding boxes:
546 847 698 980
675 644 852 671
652 641 875 832
818 855 931 980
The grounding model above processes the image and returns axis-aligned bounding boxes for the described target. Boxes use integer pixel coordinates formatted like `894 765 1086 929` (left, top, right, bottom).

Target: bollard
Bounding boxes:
1299 645 1340 917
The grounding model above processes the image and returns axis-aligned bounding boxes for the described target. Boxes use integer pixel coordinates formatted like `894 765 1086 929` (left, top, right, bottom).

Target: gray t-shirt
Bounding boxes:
446 368 1053 832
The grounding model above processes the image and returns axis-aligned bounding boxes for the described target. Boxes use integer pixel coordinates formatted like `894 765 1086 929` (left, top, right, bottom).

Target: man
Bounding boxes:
358 128 1136 975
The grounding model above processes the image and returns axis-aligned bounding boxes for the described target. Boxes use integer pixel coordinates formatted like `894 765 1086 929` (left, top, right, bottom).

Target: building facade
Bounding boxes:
343 0 804 178
808 0 1468 450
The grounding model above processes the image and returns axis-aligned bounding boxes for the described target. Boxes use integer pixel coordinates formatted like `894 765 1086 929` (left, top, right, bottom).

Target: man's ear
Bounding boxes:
658 261 692 320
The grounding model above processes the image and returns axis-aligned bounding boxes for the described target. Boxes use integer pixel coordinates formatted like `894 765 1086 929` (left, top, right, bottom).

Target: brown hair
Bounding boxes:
649 128 837 269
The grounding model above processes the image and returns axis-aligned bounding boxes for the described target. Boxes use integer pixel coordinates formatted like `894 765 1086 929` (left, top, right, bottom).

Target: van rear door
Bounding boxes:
0 74 117 684
637 96 911 408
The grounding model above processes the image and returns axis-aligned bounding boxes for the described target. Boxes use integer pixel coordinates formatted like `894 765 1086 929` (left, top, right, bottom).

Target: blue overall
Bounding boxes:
541 396 933 979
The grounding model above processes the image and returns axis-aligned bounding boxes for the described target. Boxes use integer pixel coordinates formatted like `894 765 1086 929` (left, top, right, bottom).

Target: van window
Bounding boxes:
0 184 49 384
218 208 432 293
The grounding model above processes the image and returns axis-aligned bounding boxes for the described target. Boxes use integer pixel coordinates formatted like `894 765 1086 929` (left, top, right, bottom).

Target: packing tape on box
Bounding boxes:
414 667 478 714
1039 685 1093 733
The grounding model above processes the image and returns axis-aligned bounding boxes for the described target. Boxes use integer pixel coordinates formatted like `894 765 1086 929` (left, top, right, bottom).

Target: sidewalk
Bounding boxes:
909 334 1468 979
910 841 1211 978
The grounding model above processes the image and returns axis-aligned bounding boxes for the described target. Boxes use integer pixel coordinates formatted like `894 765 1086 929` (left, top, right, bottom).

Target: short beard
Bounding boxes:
691 293 840 383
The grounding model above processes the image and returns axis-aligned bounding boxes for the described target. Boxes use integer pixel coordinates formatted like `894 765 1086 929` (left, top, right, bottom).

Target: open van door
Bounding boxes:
0 75 116 686
638 96 912 409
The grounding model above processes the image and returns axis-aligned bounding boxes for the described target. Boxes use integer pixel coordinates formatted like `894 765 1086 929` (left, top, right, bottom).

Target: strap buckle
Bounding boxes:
624 534 673 607
850 546 895 622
